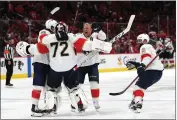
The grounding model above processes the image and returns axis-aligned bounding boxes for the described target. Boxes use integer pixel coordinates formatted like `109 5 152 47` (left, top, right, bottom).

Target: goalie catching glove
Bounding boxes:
126 61 146 77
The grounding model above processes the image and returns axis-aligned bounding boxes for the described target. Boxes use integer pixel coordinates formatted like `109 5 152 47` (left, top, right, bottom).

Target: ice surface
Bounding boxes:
1 69 175 119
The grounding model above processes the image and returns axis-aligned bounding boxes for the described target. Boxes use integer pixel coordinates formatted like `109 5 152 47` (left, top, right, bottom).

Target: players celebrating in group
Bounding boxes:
16 17 171 116
16 19 112 116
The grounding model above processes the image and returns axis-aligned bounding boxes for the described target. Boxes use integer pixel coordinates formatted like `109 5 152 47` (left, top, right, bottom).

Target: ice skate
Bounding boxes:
70 100 86 115
129 97 143 113
31 104 48 117
93 100 100 111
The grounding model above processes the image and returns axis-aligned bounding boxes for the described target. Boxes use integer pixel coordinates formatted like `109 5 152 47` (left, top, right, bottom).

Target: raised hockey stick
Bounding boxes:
74 2 82 26
109 42 171 96
74 15 135 70
48 7 60 18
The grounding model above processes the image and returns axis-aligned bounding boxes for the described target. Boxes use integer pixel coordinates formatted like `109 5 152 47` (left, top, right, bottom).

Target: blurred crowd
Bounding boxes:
0 1 176 56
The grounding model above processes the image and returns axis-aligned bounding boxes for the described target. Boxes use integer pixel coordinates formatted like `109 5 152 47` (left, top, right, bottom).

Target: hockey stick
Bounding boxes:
48 7 60 18
109 42 171 96
74 2 82 26
73 15 135 70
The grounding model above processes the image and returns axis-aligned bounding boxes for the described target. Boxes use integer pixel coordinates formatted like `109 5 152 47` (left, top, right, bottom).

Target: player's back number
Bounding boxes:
50 42 69 57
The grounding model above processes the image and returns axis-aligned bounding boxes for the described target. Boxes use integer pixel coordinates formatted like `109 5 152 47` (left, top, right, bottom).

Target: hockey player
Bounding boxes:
73 23 106 111
162 38 174 68
16 19 61 117
126 33 164 113
16 22 112 113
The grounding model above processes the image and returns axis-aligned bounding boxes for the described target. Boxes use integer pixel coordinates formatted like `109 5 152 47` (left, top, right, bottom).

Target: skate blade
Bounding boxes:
5 86 13 88
71 109 76 113
79 111 85 116
71 110 85 116
31 112 45 117
129 107 141 113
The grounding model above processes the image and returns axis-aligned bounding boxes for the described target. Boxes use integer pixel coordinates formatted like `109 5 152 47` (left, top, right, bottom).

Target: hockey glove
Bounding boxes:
126 61 146 76
92 23 101 32
55 31 69 41
126 61 137 70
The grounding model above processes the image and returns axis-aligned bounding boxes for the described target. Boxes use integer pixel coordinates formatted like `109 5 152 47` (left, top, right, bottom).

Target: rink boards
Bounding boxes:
0 53 175 79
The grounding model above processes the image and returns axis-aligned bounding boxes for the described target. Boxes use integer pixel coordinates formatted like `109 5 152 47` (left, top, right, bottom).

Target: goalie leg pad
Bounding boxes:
46 87 62 112
66 86 88 110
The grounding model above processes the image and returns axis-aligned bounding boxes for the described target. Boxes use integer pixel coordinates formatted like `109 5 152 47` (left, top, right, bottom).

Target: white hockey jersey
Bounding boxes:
140 44 164 71
32 29 50 65
165 41 174 53
156 40 164 52
76 30 107 67
38 32 111 72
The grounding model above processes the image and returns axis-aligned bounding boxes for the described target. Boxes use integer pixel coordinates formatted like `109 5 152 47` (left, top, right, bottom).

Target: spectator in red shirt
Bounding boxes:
15 5 24 14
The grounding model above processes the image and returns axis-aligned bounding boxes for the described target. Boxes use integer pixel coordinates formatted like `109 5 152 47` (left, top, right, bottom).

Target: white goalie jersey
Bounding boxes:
76 30 107 67
37 32 111 72
140 44 164 71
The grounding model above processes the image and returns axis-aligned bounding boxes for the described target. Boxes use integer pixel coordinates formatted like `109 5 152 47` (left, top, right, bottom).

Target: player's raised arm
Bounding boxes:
67 33 112 53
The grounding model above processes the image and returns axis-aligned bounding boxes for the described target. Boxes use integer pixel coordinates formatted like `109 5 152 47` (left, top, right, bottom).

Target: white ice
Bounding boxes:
1 69 175 119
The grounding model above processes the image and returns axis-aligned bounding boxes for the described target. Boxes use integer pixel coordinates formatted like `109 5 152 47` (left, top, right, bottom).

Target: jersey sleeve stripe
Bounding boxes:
37 43 49 54
73 38 87 53
39 34 48 43
141 53 151 61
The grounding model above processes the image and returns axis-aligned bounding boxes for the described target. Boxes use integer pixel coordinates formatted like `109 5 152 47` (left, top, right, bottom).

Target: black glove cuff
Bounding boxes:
26 45 30 55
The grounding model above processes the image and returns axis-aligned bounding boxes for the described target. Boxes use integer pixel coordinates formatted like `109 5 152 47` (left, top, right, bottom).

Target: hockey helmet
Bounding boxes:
137 33 150 44
45 19 58 32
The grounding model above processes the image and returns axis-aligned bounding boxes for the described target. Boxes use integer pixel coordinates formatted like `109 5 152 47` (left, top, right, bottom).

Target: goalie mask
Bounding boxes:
59 21 68 33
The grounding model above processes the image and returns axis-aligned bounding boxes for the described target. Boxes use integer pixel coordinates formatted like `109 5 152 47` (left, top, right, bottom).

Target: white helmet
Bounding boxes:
45 19 58 32
137 33 150 44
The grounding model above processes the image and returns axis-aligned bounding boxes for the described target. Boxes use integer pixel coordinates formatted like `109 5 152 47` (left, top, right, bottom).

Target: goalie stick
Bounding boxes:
109 42 171 96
